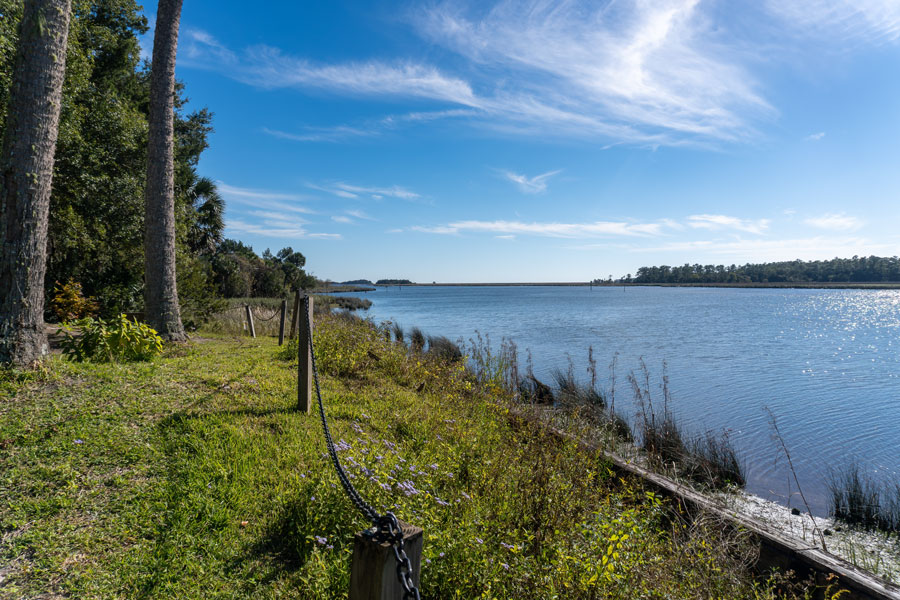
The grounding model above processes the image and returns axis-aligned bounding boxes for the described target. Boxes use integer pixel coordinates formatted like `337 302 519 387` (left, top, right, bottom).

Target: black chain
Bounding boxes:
304 297 422 600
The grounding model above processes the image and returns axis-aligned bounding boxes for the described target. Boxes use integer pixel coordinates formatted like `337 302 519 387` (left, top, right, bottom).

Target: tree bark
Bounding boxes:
143 0 186 341
0 0 73 367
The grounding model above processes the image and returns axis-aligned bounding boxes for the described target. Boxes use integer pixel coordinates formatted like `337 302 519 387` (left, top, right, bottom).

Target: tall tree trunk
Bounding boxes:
0 0 73 367
144 0 186 341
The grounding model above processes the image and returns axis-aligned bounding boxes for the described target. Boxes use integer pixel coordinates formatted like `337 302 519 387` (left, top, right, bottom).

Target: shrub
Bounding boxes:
60 315 164 362
50 280 98 322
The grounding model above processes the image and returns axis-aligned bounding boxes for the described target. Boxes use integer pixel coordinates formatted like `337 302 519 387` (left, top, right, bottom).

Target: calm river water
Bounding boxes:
341 285 900 514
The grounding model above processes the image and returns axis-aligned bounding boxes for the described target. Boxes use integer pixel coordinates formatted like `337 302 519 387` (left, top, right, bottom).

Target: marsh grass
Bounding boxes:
829 463 900 533
408 327 425 353
631 362 745 490
314 295 372 312
391 322 404 344
425 335 463 362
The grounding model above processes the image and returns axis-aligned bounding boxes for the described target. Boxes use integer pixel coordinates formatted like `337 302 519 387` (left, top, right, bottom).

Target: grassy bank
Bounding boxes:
1 316 825 598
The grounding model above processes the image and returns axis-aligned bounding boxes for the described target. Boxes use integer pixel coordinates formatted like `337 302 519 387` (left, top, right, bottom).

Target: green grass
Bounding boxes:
1 316 822 599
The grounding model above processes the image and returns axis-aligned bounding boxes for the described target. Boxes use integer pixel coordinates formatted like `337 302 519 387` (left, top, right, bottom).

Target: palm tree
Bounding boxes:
0 0 73 367
187 175 225 254
143 0 186 341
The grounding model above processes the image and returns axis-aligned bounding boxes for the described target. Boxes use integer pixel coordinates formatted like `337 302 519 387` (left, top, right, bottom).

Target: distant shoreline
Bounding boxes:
367 281 900 289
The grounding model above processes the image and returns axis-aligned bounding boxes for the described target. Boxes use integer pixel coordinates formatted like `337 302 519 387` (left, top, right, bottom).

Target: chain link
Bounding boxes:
305 297 422 599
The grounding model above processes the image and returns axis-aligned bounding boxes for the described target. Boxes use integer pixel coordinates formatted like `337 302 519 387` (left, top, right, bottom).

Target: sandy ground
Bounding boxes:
723 491 900 583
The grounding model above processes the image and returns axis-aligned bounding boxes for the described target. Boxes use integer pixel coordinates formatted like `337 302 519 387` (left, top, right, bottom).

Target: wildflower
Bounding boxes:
73 439 84 444
397 480 420 496
314 536 327 545
475 537 483 544
436 498 449 506
461 491 470 500
429 463 438 470
501 563 510 570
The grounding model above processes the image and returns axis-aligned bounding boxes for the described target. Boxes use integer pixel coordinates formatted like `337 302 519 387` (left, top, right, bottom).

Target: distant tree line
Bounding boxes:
376 279 413 285
341 279 374 285
602 256 900 284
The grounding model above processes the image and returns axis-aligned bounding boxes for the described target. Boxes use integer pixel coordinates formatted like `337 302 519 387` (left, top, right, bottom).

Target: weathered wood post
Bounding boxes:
349 521 423 600
244 305 256 338
288 289 301 340
277 298 287 345
298 295 313 413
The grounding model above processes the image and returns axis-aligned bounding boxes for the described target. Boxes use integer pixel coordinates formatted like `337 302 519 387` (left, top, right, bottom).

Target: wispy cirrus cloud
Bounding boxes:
686 214 770 234
806 131 826 141
183 0 772 147
307 182 421 201
413 219 663 238
263 126 377 143
415 0 771 143
227 217 340 240
634 236 891 261
183 30 477 105
218 182 317 215
499 169 562 194
345 209 376 221
219 182 339 239
766 0 900 42
331 209 378 225
804 212 864 231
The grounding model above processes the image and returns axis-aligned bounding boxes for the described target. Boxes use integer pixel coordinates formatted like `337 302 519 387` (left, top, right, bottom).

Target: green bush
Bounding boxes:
60 315 164 362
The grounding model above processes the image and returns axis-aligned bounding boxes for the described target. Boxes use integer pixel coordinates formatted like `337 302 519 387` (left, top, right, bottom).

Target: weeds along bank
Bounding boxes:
1 315 827 599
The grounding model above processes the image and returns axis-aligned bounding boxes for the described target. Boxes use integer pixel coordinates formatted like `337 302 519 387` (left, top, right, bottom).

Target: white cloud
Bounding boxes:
263 126 376 143
416 0 771 142
184 30 476 105
766 0 900 42
331 215 353 224
345 209 376 221
499 169 562 194
226 218 340 239
307 182 421 201
804 212 864 231
635 236 891 261
414 219 663 238
806 131 826 141
686 214 770 234
183 0 772 147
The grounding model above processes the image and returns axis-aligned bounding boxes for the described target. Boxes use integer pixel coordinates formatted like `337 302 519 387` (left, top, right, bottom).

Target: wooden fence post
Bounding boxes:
349 521 423 600
298 295 313 413
277 298 287 345
244 305 256 338
289 289 301 340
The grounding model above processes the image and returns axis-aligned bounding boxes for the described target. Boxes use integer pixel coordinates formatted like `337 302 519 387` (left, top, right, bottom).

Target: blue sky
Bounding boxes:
155 0 900 282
